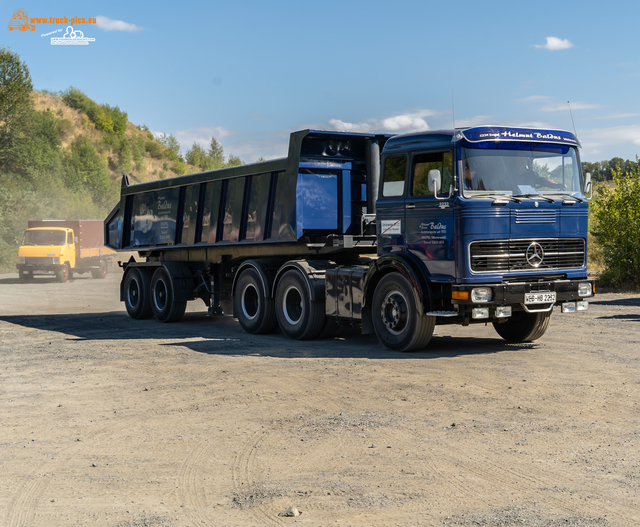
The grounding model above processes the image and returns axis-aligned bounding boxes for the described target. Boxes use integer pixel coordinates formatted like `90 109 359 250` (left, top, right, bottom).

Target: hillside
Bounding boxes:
0 86 207 273
32 90 197 185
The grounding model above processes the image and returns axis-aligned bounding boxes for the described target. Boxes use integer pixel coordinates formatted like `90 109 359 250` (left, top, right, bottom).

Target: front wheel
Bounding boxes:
234 268 277 334
56 262 70 283
275 270 325 340
372 273 435 352
150 267 187 323
19 271 34 282
492 310 551 343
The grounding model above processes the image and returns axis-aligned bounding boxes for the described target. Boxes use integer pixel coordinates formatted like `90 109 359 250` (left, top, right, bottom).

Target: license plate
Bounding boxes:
524 292 556 304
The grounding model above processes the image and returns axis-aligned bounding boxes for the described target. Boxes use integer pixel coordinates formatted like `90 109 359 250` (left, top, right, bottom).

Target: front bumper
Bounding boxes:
452 279 595 316
17 263 65 274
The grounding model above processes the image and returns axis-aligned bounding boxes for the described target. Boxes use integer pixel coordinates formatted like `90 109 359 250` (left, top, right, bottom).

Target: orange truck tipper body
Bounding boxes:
17 220 115 282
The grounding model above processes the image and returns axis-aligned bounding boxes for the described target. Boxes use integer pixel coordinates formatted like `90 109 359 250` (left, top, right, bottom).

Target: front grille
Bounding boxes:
514 209 557 224
24 257 55 265
470 238 585 273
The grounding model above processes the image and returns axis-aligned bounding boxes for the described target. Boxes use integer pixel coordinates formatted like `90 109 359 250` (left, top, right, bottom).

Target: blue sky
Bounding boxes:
4 0 640 163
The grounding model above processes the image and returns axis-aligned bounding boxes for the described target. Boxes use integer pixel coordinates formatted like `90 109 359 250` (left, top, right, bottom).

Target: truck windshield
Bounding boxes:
22 230 66 246
460 143 583 199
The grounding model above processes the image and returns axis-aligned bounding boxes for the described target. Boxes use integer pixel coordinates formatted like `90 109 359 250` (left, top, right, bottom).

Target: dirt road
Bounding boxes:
1 270 639 526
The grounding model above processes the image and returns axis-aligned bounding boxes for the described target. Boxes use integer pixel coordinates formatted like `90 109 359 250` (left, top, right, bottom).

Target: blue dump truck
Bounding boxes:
105 126 595 351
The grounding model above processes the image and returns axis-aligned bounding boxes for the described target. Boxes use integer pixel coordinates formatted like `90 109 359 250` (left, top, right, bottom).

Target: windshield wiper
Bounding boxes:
558 194 584 203
468 193 522 203
513 193 555 203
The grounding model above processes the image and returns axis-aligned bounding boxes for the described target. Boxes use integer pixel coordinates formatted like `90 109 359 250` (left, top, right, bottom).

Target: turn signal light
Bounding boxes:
452 290 469 300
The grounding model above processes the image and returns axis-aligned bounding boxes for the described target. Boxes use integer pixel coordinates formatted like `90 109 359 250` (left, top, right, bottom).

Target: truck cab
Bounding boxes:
17 227 76 282
368 126 593 349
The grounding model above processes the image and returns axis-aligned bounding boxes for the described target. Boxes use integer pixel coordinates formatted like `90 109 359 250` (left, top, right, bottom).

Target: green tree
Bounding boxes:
157 133 183 162
208 136 225 169
65 135 112 203
590 159 640 288
0 47 33 171
226 154 243 167
186 142 215 171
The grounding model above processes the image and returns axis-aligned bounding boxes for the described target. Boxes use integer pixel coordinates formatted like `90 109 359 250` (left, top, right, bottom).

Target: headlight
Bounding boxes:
19 256 25 264
53 257 59 264
578 282 592 297
471 287 493 303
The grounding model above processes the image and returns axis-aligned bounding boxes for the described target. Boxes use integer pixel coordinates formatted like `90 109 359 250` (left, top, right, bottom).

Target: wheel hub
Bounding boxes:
381 292 408 334
283 285 303 326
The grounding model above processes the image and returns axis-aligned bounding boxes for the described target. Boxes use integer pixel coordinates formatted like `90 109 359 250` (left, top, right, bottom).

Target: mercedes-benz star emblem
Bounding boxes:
526 242 544 267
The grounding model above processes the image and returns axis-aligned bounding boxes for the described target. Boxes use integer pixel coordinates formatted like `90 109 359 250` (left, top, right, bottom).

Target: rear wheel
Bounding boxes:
56 262 70 283
275 270 325 340
492 310 552 342
123 267 153 319
150 267 187 323
234 268 277 334
372 273 435 352
91 260 107 279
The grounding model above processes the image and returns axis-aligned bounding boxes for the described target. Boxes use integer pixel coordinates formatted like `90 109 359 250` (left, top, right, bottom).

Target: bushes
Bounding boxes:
590 160 640 288
145 140 163 159
61 87 127 135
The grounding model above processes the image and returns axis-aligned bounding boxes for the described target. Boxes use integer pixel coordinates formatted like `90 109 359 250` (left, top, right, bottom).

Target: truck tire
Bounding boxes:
19 271 34 282
91 260 107 279
56 262 70 283
275 269 325 340
372 273 435 352
234 268 277 334
124 267 153 319
316 317 339 339
150 267 187 323
492 310 551 343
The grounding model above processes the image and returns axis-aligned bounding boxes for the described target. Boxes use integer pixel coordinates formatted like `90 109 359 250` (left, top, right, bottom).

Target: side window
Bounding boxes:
381 155 407 197
67 232 73 244
412 151 453 196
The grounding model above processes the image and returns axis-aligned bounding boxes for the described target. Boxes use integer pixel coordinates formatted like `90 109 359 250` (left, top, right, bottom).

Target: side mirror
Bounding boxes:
428 169 451 200
584 172 592 199
428 169 442 195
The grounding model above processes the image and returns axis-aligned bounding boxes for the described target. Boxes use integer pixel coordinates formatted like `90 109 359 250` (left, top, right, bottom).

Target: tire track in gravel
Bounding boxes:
177 441 218 526
232 431 285 526
436 441 640 524
4 417 139 527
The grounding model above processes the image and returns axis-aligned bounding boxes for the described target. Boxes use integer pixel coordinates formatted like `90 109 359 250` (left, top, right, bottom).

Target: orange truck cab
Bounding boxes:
16 220 115 282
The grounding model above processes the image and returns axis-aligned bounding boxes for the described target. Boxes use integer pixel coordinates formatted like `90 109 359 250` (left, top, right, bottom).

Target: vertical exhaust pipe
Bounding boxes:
365 140 380 215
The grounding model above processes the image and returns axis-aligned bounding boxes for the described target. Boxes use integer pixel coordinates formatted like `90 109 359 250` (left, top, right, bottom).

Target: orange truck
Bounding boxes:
16 220 115 282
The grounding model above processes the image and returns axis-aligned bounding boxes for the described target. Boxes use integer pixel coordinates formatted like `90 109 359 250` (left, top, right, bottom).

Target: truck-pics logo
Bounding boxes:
7 8 35 31
50 25 95 45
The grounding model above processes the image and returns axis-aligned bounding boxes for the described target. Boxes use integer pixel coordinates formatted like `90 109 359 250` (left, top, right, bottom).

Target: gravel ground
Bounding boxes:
1 270 639 526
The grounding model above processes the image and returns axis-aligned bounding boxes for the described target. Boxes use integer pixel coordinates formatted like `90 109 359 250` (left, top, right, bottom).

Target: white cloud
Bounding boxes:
534 36 574 51
96 16 142 32
223 134 290 163
515 95 553 104
578 125 640 159
173 126 232 152
327 109 438 134
454 115 495 128
539 101 602 112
